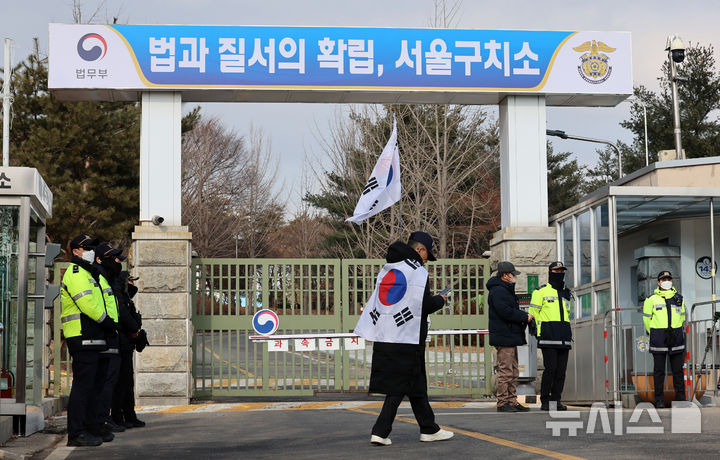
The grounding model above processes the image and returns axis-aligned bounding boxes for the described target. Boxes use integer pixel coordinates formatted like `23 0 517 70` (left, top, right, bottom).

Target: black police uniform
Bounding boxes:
111 271 146 427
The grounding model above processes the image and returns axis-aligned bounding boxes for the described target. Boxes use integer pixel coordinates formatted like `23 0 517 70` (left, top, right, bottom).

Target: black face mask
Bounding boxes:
549 271 565 290
103 259 123 277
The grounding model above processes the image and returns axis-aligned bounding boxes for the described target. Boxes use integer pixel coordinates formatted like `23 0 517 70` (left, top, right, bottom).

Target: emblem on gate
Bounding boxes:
572 40 616 84
252 309 279 335
636 335 649 353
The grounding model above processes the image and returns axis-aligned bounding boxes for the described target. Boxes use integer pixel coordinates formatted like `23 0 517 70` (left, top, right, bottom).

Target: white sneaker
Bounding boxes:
371 435 392 446
420 429 454 442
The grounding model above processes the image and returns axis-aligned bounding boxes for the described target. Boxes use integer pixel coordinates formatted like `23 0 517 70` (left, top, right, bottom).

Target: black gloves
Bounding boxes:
135 329 150 352
561 288 572 300
100 316 119 334
528 318 537 337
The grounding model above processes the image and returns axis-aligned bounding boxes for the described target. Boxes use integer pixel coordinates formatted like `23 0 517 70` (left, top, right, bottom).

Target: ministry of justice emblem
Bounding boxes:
573 40 616 84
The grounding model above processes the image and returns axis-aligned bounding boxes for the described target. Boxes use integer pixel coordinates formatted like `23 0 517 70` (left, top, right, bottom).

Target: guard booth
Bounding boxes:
0 166 59 436
550 157 720 406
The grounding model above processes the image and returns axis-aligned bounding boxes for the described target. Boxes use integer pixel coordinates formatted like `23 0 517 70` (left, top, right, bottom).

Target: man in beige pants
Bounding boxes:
487 261 533 412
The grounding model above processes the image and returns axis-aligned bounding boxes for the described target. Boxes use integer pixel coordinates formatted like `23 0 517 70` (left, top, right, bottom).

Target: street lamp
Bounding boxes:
546 129 623 178
666 34 686 160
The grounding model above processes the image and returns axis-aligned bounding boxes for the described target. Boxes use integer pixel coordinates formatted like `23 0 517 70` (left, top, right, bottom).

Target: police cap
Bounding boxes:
70 234 99 250
96 242 127 261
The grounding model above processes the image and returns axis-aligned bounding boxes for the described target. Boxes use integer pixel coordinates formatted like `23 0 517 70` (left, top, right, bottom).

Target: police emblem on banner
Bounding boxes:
573 40 616 84
353 259 427 344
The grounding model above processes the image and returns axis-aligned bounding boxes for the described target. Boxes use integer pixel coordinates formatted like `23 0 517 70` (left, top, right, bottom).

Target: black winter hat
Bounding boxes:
408 231 437 261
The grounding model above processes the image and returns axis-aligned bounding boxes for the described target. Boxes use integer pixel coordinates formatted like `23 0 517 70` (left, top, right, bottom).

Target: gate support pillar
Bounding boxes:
132 224 193 406
493 95 556 287
132 91 192 405
140 92 182 226
499 95 548 228
493 95 555 395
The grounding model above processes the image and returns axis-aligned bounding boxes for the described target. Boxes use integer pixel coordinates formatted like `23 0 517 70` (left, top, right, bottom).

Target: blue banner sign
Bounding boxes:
49 24 632 104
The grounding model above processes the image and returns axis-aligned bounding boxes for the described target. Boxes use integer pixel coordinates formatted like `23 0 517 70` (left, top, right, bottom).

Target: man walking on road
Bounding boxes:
488 261 533 412
354 231 453 446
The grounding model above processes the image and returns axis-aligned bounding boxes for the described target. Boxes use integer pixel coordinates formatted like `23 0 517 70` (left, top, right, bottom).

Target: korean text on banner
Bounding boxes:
344 337 365 350
294 338 317 351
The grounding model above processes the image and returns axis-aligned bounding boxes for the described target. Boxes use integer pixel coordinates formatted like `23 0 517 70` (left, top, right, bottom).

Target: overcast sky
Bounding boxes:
3 0 719 213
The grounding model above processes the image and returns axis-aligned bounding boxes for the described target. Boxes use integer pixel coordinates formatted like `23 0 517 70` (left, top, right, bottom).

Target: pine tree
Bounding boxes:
2 41 140 249
621 43 720 172
546 143 586 216
583 145 617 194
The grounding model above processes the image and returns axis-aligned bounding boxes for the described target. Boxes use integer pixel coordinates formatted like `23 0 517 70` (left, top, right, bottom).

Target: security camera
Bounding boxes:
666 35 685 63
151 215 164 226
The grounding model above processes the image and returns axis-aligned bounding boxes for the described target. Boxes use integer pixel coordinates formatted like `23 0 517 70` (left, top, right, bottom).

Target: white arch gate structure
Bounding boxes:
49 24 631 405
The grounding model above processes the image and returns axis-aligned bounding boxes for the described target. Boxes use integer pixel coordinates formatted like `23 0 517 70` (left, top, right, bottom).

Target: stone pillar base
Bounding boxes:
131 224 192 406
490 226 557 293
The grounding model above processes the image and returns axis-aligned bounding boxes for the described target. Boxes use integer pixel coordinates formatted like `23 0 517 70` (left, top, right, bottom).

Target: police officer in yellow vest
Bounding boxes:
61 234 118 447
530 261 572 411
643 270 686 408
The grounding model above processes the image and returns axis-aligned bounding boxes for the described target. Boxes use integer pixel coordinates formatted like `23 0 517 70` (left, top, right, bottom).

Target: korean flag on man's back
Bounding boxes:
354 258 427 345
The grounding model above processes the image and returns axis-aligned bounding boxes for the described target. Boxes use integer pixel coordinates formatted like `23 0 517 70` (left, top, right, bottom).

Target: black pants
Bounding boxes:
112 350 138 423
94 353 121 427
67 350 101 439
653 352 685 402
371 394 439 438
540 348 569 405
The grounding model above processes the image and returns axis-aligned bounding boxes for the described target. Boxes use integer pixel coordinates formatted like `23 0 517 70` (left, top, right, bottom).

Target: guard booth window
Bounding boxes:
562 219 575 289
594 203 610 280
557 198 612 318
578 211 591 285
596 289 611 315
0 206 20 387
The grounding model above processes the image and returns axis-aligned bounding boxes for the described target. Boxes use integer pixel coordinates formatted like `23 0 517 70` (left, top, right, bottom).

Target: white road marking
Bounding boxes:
44 445 75 460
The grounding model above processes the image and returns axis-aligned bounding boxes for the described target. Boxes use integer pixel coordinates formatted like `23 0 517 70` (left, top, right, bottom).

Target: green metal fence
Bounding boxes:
191 258 491 398
49 257 492 399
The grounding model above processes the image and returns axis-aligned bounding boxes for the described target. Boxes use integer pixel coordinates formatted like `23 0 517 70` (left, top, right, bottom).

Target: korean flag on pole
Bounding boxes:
346 118 401 225
353 259 427 344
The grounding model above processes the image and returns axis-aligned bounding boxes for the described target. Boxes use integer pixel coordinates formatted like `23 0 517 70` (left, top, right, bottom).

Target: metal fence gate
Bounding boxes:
191 258 491 399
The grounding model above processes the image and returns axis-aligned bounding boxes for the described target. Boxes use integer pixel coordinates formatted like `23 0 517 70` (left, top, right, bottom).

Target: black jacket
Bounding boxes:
111 272 142 352
368 241 445 396
487 276 528 347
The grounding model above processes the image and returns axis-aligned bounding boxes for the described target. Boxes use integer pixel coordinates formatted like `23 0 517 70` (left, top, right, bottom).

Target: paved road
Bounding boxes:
33 401 720 460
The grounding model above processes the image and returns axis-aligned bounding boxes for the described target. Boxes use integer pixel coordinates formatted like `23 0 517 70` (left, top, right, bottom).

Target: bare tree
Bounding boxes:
232 126 285 258
270 162 331 258
182 119 285 258
182 117 248 257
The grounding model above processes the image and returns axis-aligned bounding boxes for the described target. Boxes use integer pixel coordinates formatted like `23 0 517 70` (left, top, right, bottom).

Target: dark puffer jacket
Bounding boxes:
368 241 445 396
487 276 528 347
111 272 142 352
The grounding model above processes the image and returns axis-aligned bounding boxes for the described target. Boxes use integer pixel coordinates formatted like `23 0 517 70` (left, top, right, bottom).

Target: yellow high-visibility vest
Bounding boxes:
60 263 107 339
